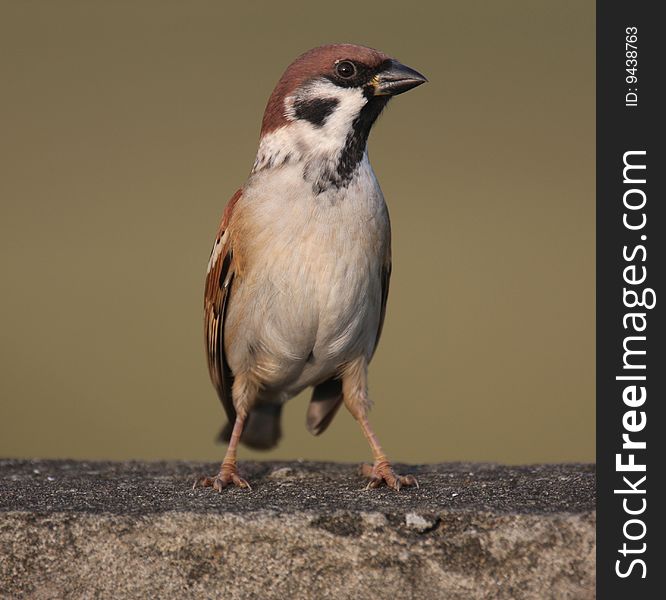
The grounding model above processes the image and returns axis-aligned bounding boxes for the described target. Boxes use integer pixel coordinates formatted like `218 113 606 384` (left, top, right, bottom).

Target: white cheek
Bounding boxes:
285 80 367 155
323 89 366 142
253 80 368 174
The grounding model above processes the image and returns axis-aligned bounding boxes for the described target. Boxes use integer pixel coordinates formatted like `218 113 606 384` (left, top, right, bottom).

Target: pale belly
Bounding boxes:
223 162 389 397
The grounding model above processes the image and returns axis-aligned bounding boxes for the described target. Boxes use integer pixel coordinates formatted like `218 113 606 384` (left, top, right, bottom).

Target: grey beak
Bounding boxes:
374 59 428 96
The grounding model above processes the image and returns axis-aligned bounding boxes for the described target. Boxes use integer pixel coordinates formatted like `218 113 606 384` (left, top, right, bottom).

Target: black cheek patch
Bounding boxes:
293 97 339 127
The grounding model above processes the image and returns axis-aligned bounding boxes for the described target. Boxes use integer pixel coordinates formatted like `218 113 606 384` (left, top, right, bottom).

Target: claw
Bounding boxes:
360 461 419 492
364 476 382 490
402 474 419 489
192 467 251 493
193 476 213 490
233 474 252 490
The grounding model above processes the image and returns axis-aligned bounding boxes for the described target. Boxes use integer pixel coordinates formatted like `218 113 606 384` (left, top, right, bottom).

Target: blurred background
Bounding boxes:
0 1 594 464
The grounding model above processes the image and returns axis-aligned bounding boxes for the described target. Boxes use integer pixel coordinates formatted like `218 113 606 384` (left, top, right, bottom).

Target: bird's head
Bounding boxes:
253 44 427 191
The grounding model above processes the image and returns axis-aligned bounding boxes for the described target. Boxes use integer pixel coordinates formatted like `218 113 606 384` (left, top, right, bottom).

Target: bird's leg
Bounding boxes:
356 415 419 491
194 414 251 492
341 357 418 491
195 373 258 492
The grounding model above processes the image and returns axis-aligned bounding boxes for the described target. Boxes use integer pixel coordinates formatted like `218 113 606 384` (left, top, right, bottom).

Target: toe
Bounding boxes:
384 474 401 491
365 476 383 490
400 474 419 488
212 476 229 493
232 474 252 490
193 476 214 489
383 473 400 491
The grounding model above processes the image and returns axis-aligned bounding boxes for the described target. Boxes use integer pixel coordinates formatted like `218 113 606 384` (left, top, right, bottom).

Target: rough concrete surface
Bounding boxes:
0 460 595 599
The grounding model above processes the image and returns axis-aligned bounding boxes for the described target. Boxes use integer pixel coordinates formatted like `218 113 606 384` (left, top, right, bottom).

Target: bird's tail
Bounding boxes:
218 403 283 450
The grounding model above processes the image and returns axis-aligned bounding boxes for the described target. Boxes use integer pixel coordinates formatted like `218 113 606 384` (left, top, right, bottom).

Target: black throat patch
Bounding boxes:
309 95 390 195
293 97 339 127
334 95 389 187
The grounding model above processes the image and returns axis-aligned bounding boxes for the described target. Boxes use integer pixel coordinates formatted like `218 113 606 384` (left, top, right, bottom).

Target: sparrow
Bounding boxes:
196 43 427 492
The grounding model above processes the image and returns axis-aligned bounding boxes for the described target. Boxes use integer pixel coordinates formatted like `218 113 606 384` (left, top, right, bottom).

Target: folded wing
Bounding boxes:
204 189 242 425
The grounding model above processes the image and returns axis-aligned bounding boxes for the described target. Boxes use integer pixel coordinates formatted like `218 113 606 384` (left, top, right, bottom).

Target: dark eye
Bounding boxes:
336 61 356 79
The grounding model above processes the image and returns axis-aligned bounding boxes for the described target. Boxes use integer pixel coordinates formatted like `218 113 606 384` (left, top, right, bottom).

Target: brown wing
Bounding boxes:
204 188 242 424
306 256 392 436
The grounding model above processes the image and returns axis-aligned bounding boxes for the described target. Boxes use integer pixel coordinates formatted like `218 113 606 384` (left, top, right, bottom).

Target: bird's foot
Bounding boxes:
193 463 251 492
359 459 419 491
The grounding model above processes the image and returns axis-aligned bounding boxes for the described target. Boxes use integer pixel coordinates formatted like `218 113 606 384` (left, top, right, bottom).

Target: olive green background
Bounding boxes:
0 1 594 464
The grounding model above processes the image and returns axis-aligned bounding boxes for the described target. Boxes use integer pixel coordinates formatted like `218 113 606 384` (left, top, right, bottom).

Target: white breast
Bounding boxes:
224 155 390 396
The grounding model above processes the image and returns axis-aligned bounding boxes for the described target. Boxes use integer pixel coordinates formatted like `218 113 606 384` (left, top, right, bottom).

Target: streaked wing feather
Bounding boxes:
204 189 242 424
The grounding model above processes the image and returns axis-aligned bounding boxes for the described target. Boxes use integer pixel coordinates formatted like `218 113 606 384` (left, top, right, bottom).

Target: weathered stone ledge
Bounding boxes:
0 460 595 599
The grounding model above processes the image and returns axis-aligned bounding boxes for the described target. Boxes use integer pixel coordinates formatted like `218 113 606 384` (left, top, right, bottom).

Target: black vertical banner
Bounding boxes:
597 1 665 598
